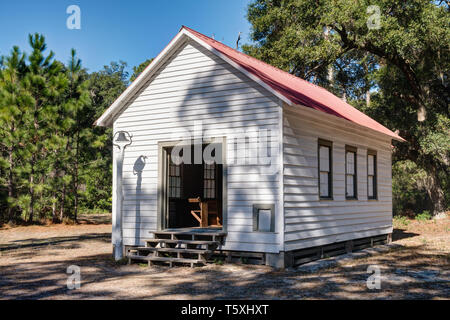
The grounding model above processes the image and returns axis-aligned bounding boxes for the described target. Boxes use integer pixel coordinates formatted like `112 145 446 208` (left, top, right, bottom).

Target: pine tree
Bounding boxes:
65 49 90 221
0 47 31 222
22 34 68 222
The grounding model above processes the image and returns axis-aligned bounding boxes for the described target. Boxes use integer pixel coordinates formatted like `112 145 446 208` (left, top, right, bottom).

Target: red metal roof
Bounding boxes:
182 26 403 141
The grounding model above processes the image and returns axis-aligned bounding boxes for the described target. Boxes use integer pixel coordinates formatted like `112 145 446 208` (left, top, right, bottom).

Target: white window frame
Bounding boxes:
318 139 333 199
367 150 377 200
345 146 357 199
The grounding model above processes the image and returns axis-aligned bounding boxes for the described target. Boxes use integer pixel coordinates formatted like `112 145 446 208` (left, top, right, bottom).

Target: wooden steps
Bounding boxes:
127 254 205 268
130 247 212 254
145 239 219 246
127 229 226 267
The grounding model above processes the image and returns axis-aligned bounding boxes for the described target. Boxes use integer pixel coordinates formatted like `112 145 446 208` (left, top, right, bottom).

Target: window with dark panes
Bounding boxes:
345 146 357 199
203 163 216 199
318 139 332 199
168 155 182 198
367 150 377 199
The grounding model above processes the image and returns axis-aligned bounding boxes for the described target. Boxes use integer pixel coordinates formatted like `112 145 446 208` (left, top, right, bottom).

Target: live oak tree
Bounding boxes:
244 0 449 215
130 58 154 82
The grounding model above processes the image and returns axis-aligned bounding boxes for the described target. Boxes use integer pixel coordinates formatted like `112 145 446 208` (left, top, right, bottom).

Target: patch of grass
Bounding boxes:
109 257 128 265
213 258 224 265
394 216 410 227
416 211 432 221
62 217 77 225
80 208 110 215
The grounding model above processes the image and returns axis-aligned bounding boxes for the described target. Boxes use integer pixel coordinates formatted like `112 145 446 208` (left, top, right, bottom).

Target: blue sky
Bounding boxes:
0 0 252 74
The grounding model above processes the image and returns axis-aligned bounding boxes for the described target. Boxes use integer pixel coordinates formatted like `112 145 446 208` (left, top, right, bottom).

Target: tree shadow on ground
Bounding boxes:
144 244 449 300
142 245 449 300
392 228 420 242
1 242 448 300
0 252 134 300
77 214 112 225
0 233 111 252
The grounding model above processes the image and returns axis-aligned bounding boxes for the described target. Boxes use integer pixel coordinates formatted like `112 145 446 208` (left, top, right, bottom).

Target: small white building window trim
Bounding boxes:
367 149 378 200
318 139 333 199
345 145 357 200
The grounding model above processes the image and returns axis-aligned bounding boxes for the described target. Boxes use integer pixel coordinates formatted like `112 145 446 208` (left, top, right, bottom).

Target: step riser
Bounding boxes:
127 254 206 266
127 230 226 268
132 247 212 254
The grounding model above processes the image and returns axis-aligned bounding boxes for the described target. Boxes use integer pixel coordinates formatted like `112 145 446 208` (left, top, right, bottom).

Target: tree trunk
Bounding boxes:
7 145 14 221
51 188 57 223
73 132 80 222
29 104 39 224
425 166 446 215
60 137 71 222
60 184 66 222
29 159 35 223
52 198 57 222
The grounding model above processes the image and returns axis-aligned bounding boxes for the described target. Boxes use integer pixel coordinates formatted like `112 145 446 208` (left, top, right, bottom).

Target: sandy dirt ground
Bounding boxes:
0 214 448 300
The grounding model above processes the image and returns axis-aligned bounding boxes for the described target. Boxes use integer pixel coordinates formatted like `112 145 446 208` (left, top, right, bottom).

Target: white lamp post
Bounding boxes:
112 131 132 261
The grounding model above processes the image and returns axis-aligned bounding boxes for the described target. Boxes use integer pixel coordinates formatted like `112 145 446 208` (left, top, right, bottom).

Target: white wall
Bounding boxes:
282 107 393 251
113 38 283 253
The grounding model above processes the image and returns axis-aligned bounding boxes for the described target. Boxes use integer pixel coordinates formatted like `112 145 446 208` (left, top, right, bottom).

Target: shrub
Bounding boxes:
416 211 432 221
392 160 431 216
394 216 410 227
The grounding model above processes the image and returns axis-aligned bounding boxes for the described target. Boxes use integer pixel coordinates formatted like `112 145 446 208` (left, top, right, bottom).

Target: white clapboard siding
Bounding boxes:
282 109 393 251
113 39 283 252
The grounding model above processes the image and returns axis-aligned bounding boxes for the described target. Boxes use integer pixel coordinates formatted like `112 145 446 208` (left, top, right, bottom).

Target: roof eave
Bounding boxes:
289 103 405 143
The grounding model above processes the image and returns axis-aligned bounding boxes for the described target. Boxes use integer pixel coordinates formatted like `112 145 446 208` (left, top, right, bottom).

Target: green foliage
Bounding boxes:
0 34 134 224
245 0 449 215
130 58 153 82
392 160 429 216
416 211 432 221
393 216 410 227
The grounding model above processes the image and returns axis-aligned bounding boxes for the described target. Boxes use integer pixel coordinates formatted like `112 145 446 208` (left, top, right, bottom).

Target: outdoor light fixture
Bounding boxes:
112 130 132 261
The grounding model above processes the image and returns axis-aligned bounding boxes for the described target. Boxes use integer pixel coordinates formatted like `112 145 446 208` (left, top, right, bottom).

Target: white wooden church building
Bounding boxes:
95 26 404 268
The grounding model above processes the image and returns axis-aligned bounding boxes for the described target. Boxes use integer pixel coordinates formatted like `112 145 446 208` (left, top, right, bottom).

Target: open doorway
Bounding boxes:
160 143 223 230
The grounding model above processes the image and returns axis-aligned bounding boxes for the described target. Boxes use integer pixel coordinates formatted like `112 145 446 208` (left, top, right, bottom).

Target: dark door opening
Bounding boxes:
164 144 223 229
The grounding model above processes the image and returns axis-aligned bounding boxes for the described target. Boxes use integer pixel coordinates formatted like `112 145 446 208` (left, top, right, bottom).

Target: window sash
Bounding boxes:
367 151 377 199
368 176 374 198
368 155 375 175
345 148 357 199
168 154 182 199
320 172 329 197
346 174 354 197
319 146 330 171
318 140 332 199
203 163 216 199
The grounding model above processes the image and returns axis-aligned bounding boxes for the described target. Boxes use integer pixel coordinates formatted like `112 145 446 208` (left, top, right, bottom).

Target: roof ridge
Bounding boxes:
182 26 331 95
96 25 404 140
